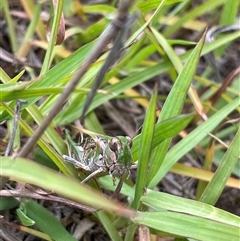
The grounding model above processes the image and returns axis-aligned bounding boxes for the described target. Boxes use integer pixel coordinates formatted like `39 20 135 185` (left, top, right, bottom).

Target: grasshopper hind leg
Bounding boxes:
81 167 105 183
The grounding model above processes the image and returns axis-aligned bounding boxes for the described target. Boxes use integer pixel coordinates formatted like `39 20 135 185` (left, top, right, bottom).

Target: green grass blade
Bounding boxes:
217 0 239 55
41 0 64 74
0 40 96 121
141 190 240 227
132 86 157 210
1 88 67 101
26 105 67 154
124 86 157 241
132 114 193 161
16 4 42 58
199 127 240 205
0 68 11 83
2 0 18 51
220 0 239 28
55 60 171 125
23 199 77 241
132 211 239 241
146 32 205 186
0 197 19 211
149 97 240 187
138 0 185 13
1 102 78 177
97 211 123 241
83 4 115 15
0 157 134 216
84 111 105 134
163 0 226 37
151 27 183 73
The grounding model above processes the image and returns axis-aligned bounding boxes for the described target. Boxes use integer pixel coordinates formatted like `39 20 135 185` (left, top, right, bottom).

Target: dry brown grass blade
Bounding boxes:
209 66 240 104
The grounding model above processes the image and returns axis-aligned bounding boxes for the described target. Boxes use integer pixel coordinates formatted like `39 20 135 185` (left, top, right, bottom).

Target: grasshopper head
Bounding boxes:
109 136 132 170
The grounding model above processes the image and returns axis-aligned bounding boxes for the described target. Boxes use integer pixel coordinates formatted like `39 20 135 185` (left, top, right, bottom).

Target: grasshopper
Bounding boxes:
62 131 135 184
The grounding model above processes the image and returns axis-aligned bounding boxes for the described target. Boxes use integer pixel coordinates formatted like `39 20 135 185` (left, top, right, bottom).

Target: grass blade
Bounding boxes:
132 86 157 210
132 114 193 161
24 199 77 241
132 211 239 241
199 127 240 204
0 157 135 217
125 86 157 241
149 97 240 187
146 31 206 186
141 190 240 227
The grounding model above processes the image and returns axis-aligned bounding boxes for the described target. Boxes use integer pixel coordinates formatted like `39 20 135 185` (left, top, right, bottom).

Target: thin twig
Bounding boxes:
80 13 138 123
0 222 21 241
18 0 135 158
0 189 96 212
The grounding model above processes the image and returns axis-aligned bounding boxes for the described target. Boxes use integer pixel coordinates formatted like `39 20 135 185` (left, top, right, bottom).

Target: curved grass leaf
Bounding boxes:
26 104 67 156
23 199 77 241
163 0 226 37
146 31 205 186
132 86 157 210
149 97 240 188
98 163 239 200
0 87 88 101
217 0 239 55
199 127 240 205
76 18 110 45
0 197 19 211
97 211 123 241
132 114 193 161
124 86 158 241
0 157 134 216
2 102 78 178
171 163 240 189
40 0 64 74
141 190 240 227
138 0 186 13
132 211 239 241
0 40 96 121
83 4 115 15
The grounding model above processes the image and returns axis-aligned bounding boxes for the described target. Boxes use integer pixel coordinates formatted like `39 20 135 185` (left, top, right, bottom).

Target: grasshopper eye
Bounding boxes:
109 138 118 152
126 136 132 148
